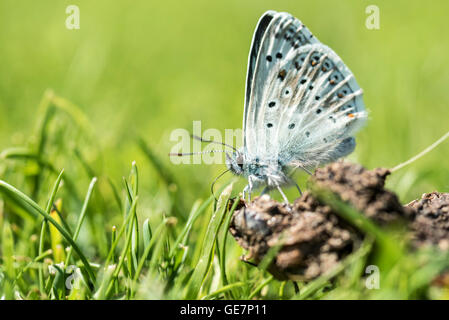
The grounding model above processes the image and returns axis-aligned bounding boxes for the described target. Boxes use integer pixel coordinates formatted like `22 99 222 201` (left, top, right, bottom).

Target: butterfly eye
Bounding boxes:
236 154 244 166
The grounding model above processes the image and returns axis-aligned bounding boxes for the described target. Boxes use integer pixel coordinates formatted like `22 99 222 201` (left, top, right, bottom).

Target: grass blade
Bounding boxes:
65 177 97 266
185 183 233 299
0 180 96 283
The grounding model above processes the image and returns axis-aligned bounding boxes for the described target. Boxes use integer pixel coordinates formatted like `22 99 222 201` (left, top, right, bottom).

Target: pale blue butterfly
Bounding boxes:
224 10 367 203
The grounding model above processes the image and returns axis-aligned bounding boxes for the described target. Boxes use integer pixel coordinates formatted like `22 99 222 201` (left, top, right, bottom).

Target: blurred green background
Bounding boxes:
1 0 448 207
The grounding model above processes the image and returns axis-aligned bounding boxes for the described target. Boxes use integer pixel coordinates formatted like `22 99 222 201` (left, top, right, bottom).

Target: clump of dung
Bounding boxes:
407 192 449 250
229 161 448 281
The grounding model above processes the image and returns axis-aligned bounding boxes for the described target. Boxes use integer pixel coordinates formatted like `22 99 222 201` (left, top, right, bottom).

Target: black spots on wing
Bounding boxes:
295 53 307 71
346 105 354 115
322 58 333 72
316 108 322 114
279 86 292 98
337 87 350 99
284 26 296 41
266 52 286 64
305 131 310 137
292 33 306 49
323 138 328 143
268 101 276 108
278 69 286 81
309 85 314 90
296 33 306 44
267 123 273 128
329 71 342 85
338 104 356 117
329 115 336 123
300 78 307 84
315 95 320 101
288 123 295 129
310 52 321 66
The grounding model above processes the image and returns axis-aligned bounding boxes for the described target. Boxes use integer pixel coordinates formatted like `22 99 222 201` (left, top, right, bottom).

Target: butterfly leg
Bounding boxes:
286 175 302 197
276 185 289 204
243 185 249 203
247 176 254 202
243 177 254 204
294 182 302 196
260 186 269 196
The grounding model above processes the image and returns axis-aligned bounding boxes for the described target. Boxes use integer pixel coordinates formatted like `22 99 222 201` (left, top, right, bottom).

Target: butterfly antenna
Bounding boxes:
390 129 449 173
191 134 239 153
168 150 227 156
211 169 231 201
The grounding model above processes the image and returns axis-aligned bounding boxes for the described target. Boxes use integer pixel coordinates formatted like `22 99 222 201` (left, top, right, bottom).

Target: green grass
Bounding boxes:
1 0 449 300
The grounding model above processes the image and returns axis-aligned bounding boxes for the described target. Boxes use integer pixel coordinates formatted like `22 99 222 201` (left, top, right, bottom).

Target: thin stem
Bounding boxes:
391 130 449 172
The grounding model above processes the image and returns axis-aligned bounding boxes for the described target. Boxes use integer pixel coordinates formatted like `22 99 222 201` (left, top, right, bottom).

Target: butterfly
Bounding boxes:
224 10 367 203
170 10 367 203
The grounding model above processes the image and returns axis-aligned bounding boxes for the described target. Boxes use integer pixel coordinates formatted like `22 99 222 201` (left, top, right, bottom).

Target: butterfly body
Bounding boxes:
226 10 367 202
226 150 290 186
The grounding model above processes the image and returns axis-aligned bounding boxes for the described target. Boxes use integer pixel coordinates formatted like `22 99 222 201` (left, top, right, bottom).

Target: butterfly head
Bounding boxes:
225 151 245 176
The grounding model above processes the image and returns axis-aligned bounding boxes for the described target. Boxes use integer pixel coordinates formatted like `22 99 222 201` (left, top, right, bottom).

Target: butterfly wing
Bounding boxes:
243 11 367 170
243 11 319 161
